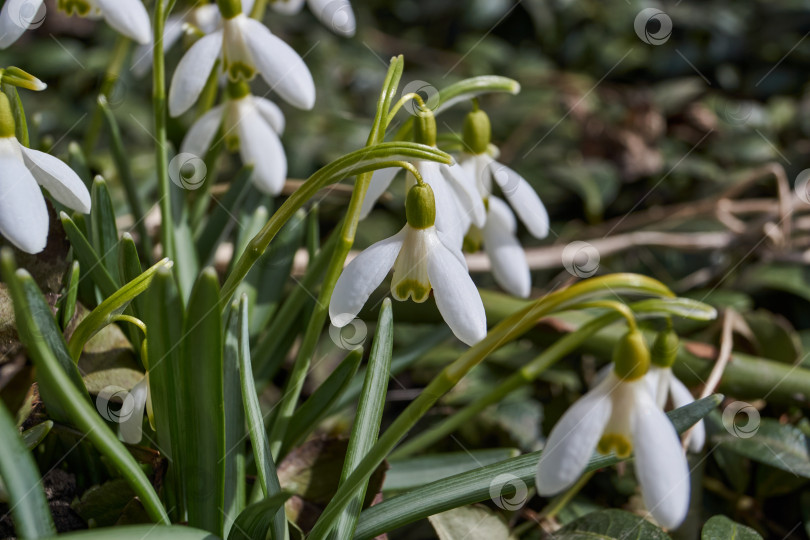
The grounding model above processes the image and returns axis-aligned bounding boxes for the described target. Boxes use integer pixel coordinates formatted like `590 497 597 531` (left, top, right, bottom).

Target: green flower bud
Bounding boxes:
217 0 242 19
463 108 491 155
0 94 16 138
413 106 437 147
651 326 679 368
612 329 650 381
226 78 251 100
405 182 436 230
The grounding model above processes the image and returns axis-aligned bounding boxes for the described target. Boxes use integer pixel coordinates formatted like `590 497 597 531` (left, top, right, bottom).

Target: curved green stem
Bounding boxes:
308 274 674 539
386 92 427 125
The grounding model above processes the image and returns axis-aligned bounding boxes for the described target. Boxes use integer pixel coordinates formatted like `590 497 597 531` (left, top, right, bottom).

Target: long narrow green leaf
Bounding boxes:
384 449 520 493
182 268 226 535
90 176 120 284
142 266 185 520
0 250 169 525
223 302 247 537
281 348 363 456
236 295 286 540
354 394 723 539
60 260 80 330
43 525 217 539
0 399 55 538
170 180 199 302
330 299 394 540
227 493 290 540
68 258 172 361
61 211 118 298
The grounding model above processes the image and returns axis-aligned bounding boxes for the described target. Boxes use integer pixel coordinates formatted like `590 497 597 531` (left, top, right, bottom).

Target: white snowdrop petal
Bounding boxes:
632 388 690 529
236 104 287 195
536 375 614 496
0 157 49 253
242 0 257 16
669 375 705 452
96 0 152 45
253 97 286 134
359 167 398 220
441 161 486 228
168 31 223 117
180 104 225 158
20 146 91 214
0 0 43 48
241 17 316 110
427 235 487 345
490 161 549 239
307 0 356 37
483 198 530 298
419 160 466 249
330 228 406 327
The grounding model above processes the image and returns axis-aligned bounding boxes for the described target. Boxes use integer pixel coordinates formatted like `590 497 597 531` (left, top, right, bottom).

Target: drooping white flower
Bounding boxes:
270 0 356 37
331 182 486 346
180 80 286 194
168 5 315 117
0 106 91 252
56 0 152 45
0 0 44 48
535 330 690 529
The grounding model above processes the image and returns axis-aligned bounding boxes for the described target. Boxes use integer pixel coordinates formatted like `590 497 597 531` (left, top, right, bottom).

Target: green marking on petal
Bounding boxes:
58 0 92 16
392 279 431 303
227 62 255 82
597 433 633 458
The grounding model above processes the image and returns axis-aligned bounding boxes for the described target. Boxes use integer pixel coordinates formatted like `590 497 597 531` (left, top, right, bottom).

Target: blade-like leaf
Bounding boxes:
227 494 291 540
223 301 246 537
384 449 520 493
182 268 226 535
61 211 119 299
90 176 120 284
0 250 169 525
60 260 80 329
0 399 55 538
41 525 219 539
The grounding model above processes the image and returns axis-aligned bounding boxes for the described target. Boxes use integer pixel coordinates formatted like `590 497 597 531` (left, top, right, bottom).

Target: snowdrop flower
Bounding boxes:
180 79 287 194
331 182 487 346
0 0 45 48
168 0 315 117
56 0 152 45
270 0 356 37
0 92 91 253
647 327 705 453
536 329 690 529
360 107 485 249
460 107 549 240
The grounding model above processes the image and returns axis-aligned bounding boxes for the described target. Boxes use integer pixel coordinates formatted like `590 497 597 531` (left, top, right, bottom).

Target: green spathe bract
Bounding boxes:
405 183 436 229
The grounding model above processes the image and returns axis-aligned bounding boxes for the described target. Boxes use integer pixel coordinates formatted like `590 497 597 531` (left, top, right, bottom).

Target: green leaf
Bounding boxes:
61 211 119 299
142 266 185 519
60 260 80 329
330 299 394 539
282 348 363 456
701 515 763 540
90 176 121 284
714 417 810 478
68 258 171 361
235 295 287 540
0 250 169 525
41 525 217 539
21 420 53 449
0 399 55 538
553 509 671 539
223 301 246 537
353 396 720 539
227 493 291 540
182 268 226 535
434 75 521 114
384 449 520 493
429 506 516 540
